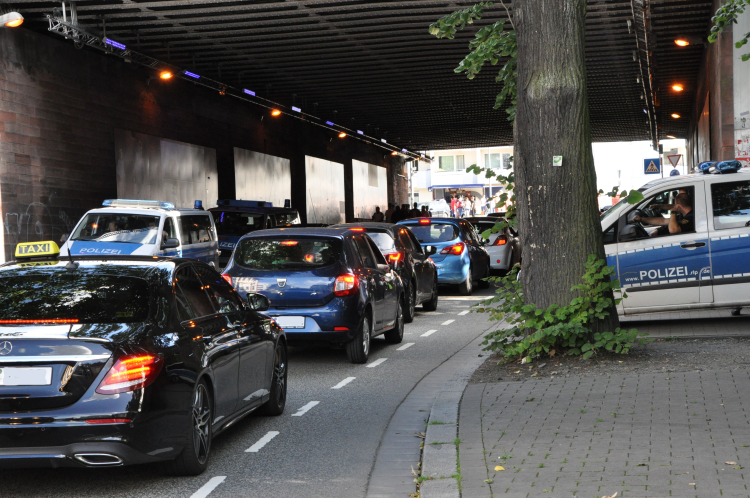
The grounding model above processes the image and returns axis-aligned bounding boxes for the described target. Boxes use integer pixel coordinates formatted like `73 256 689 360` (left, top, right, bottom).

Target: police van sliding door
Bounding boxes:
617 182 712 312
706 178 750 306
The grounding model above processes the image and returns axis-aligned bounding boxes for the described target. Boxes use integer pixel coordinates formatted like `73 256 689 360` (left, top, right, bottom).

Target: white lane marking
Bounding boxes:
441 319 455 326
292 401 320 417
421 329 438 337
331 377 356 390
190 476 226 498
245 431 280 453
367 358 388 368
458 310 470 316
397 342 415 351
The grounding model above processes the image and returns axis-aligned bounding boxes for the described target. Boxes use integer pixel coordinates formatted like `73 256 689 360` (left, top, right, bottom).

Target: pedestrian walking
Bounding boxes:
450 195 457 218
457 196 464 218
372 206 384 222
473 195 481 216
385 203 395 223
462 196 471 218
391 205 403 223
410 203 421 218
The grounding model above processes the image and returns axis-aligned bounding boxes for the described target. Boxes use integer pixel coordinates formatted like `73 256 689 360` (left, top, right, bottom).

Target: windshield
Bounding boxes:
0 273 151 323
274 212 300 226
235 238 341 270
72 213 160 244
600 196 632 224
214 211 265 237
408 223 459 243
366 232 396 254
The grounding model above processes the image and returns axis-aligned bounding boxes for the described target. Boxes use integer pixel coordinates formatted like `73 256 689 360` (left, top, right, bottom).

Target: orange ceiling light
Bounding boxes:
672 84 684 92
1 12 24 27
671 113 681 119
674 39 689 47
338 132 347 138
159 70 173 80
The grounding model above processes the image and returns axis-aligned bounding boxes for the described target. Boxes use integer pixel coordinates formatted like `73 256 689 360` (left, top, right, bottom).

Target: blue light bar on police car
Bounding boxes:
698 161 717 173
105 38 126 50
102 199 175 210
711 160 742 174
184 71 200 79
216 199 273 208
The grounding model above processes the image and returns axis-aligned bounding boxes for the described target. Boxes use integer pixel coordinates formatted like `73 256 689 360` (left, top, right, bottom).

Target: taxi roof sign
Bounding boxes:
15 241 60 259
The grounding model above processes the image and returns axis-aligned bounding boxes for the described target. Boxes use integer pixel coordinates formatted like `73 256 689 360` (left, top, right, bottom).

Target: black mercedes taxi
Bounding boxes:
0 241 287 475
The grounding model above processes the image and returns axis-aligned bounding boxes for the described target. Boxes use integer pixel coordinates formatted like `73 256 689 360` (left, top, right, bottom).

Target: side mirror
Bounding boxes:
425 245 437 256
246 293 270 312
618 224 638 242
162 238 180 250
377 263 391 273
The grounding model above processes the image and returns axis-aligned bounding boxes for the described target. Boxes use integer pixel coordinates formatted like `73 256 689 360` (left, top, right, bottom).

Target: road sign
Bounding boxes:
670 168 680 177
644 158 661 174
667 154 682 167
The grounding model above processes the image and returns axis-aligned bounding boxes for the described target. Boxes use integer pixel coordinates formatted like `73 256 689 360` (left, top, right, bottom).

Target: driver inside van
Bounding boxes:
633 193 694 236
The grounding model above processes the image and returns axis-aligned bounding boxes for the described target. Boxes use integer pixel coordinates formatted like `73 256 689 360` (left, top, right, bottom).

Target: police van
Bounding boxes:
208 200 300 268
602 160 750 315
60 199 220 267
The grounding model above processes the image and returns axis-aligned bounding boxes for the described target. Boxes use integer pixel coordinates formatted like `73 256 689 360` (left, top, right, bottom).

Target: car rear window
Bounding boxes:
71 213 160 244
408 223 459 243
365 232 396 254
0 273 151 323
213 211 264 237
235 238 341 270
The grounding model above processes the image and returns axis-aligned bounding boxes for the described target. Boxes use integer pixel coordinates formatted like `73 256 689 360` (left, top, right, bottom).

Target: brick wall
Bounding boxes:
0 28 407 261
688 0 735 167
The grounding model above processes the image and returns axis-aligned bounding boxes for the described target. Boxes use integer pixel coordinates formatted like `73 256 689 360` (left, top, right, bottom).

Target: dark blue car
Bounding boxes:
397 218 491 295
222 228 405 363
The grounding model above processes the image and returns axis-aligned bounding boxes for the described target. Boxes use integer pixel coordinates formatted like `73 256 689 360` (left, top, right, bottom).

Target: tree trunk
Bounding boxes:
514 0 619 332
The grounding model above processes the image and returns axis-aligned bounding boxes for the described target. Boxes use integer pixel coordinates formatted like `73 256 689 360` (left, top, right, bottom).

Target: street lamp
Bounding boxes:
1 11 23 27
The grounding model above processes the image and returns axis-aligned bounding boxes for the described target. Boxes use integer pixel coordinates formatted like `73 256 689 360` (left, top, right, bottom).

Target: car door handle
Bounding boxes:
680 242 706 249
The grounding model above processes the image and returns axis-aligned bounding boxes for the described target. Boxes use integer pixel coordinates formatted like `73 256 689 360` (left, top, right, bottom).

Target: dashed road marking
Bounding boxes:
458 310 470 316
397 342 415 351
367 358 388 368
245 431 280 453
331 377 356 389
190 476 226 498
292 401 320 417
421 329 437 337
441 319 455 325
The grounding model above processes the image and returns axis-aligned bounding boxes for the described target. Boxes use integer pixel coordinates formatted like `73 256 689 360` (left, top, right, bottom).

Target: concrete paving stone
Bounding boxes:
420 478 459 498
425 424 458 445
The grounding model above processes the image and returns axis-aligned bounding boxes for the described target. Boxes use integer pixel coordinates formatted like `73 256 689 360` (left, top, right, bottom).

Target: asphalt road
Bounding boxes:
2 286 497 498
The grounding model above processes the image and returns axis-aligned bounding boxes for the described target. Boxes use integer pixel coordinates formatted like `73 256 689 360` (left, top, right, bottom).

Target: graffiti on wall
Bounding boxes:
3 202 79 258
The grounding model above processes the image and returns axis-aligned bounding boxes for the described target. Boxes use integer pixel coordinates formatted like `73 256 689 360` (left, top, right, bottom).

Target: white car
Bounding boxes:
601 161 749 315
427 200 451 218
465 216 517 273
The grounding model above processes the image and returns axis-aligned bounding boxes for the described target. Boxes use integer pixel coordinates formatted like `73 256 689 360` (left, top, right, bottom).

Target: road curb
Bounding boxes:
420 333 492 498
365 321 497 498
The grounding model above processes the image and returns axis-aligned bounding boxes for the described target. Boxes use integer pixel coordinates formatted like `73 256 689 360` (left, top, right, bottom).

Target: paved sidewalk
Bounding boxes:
459 370 750 498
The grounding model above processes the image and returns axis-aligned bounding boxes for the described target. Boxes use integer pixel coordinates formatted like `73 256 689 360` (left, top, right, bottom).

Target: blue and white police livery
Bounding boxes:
601 160 750 315
60 199 220 267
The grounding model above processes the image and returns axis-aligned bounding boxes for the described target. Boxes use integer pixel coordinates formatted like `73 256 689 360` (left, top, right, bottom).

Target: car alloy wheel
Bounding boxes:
260 342 287 415
362 318 370 355
192 383 211 465
347 313 371 363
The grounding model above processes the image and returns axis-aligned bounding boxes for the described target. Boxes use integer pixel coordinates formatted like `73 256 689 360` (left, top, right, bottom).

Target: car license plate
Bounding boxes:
0 367 53 386
274 316 305 329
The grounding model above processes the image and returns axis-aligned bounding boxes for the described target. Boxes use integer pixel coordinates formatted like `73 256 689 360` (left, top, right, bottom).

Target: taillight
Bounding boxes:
440 242 465 255
493 236 508 246
221 274 232 285
334 274 359 297
419 219 430 224
96 354 163 395
385 252 403 266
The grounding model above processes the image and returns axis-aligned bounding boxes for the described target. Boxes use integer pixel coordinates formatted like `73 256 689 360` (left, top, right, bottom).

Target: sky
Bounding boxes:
592 139 687 206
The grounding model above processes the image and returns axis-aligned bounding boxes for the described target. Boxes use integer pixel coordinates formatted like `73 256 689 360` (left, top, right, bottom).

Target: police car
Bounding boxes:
61 199 219 267
601 160 750 315
208 200 300 268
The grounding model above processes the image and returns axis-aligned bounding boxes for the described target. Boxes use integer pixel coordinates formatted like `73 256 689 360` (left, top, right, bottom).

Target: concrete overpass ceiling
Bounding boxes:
18 0 712 149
